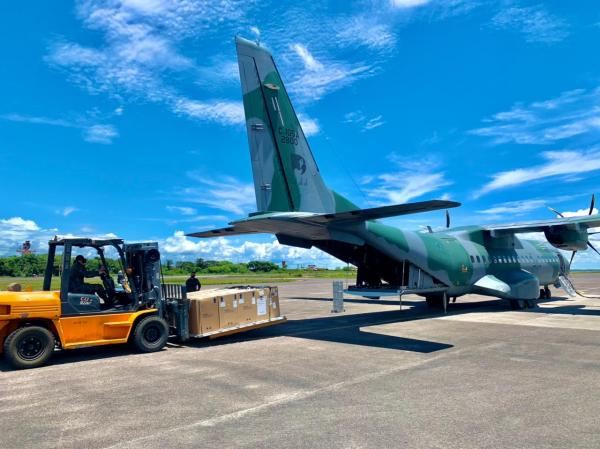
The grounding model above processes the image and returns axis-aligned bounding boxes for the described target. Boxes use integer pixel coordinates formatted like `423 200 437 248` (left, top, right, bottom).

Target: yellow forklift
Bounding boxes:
0 237 189 369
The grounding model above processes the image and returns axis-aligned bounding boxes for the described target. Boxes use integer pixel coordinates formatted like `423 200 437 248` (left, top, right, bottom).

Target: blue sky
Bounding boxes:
1 0 600 268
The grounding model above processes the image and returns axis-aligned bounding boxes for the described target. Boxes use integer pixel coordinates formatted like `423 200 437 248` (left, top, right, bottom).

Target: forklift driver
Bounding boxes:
69 255 109 303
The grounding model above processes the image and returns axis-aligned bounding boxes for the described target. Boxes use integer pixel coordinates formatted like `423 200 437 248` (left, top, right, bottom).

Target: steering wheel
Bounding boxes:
100 268 116 298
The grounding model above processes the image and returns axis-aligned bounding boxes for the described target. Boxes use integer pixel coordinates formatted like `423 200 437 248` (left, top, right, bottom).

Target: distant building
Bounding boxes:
18 241 32 255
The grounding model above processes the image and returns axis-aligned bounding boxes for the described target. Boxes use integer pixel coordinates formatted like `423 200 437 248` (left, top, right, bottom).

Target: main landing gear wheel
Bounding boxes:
509 299 537 310
425 295 446 308
131 315 169 353
3 326 55 369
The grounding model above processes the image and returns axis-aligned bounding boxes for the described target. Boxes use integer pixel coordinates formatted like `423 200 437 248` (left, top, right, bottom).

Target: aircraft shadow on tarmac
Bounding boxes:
0 294 594 372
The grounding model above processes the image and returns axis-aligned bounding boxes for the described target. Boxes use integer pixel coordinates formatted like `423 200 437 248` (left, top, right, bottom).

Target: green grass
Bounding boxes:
0 276 59 291
0 271 356 291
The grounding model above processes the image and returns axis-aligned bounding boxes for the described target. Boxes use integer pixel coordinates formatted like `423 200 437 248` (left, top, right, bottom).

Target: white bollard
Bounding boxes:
332 281 345 313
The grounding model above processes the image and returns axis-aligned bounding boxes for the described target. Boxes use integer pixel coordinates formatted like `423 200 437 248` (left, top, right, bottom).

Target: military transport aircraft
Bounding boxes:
189 37 600 309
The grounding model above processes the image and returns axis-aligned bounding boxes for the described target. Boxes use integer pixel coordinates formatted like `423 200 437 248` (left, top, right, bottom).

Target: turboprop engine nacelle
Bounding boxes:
544 226 588 251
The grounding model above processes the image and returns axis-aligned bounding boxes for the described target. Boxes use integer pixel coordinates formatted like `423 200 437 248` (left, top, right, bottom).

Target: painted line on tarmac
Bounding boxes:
101 350 460 449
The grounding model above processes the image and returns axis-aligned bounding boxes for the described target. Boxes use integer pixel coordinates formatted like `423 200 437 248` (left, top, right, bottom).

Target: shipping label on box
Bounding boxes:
257 296 267 317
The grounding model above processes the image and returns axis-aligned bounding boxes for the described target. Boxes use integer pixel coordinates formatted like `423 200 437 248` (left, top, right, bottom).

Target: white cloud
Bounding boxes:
362 154 451 204
166 206 196 216
297 113 320 136
1 112 119 145
476 149 600 197
335 17 396 51
0 113 76 128
292 44 324 72
343 110 385 132
363 115 385 131
470 87 600 145
162 231 342 266
183 173 256 215
46 0 249 127
0 217 59 256
172 98 245 125
58 207 79 217
478 199 548 216
390 0 431 9
1 217 40 232
490 4 569 43
288 43 373 103
561 208 598 218
83 124 118 144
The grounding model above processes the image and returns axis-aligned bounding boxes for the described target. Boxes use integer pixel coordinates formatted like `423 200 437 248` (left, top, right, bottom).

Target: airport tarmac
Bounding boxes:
2 274 600 449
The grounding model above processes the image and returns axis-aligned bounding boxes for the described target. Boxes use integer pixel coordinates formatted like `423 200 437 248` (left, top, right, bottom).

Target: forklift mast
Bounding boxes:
123 242 163 313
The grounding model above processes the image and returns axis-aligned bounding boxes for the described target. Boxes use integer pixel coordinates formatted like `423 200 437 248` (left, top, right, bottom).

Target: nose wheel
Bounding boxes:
509 299 537 310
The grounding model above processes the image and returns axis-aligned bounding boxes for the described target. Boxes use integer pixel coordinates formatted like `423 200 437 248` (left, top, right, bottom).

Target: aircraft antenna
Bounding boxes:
321 133 369 205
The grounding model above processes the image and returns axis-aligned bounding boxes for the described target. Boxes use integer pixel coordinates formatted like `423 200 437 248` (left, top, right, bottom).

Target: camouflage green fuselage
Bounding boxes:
360 222 562 296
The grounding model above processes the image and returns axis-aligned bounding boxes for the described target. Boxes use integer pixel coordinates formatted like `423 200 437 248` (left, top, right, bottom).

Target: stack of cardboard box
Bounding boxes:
187 286 282 336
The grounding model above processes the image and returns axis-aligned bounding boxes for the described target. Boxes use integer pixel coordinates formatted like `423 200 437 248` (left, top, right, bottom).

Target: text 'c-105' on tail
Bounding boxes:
188 37 600 310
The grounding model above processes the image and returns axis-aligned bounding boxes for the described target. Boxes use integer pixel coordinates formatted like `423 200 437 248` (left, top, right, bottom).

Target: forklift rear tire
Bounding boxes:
131 316 169 353
4 325 55 369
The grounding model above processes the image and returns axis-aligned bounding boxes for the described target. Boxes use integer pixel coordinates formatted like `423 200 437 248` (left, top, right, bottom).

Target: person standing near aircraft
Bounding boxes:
185 272 201 292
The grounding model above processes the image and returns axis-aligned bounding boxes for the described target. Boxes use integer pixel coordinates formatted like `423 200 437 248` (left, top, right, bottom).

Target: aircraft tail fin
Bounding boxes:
236 37 336 214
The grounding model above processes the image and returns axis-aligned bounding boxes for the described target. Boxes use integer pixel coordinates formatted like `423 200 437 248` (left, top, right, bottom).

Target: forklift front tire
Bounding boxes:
131 316 169 353
4 325 55 369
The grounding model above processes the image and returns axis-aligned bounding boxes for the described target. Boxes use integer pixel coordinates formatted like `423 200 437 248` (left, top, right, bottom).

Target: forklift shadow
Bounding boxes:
0 343 166 372
0 309 451 371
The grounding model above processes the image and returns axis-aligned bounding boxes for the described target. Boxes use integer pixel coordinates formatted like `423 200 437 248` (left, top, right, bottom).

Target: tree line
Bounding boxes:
0 254 283 277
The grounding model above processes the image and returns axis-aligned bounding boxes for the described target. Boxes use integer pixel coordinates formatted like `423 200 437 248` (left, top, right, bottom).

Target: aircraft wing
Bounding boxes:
483 215 600 234
303 200 461 224
188 200 460 238
187 225 262 238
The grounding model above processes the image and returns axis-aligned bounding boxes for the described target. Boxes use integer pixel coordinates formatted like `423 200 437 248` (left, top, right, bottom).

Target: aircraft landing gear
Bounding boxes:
509 299 537 310
539 286 552 299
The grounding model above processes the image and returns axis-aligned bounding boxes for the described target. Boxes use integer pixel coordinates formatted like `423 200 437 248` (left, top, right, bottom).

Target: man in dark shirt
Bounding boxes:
69 255 108 301
185 272 201 292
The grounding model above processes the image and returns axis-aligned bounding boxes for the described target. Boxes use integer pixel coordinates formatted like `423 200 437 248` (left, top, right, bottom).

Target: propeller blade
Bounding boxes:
570 251 577 266
588 241 600 257
445 210 450 228
589 194 596 215
547 206 564 218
